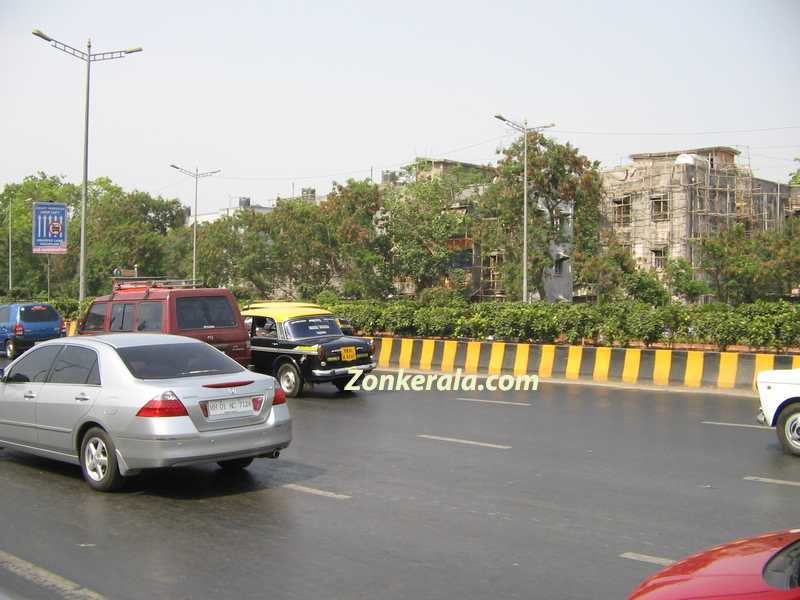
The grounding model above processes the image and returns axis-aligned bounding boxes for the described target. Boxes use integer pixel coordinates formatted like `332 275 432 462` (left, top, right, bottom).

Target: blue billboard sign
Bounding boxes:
32 202 68 254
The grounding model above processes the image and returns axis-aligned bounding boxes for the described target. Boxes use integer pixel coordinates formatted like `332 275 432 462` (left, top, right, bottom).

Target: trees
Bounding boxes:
475 133 603 300
666 258 710 303
790 159 800 185
321 179 392 298
696 220 800 304
0 174 187 298
265 198 335 299
384 164 476 293
568 234 634 304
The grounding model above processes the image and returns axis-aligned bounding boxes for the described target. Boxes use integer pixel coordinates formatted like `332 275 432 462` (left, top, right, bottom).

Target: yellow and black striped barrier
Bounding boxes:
371 338 800 391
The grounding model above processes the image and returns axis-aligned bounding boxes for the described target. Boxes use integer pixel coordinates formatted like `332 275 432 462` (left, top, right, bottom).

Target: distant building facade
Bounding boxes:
600 146 791 275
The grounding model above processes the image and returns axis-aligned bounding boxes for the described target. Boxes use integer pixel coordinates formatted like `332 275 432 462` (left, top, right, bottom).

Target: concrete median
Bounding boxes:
370 337 800 393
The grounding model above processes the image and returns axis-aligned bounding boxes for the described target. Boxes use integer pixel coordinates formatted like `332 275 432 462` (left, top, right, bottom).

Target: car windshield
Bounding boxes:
116 343 244 379
20 305 59 323
285 316 342 339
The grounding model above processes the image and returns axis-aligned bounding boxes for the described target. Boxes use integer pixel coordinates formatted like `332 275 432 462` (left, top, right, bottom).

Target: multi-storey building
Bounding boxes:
601 146 791 275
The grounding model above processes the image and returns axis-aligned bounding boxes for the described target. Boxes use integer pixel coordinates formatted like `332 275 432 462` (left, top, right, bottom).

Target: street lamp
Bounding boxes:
494 115 555 303
32 29 142 303
169 165 221 286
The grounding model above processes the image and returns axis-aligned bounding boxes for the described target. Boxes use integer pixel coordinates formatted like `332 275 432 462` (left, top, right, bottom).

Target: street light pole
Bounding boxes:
169 164 221 286
32 29 142 303
494 115 555 303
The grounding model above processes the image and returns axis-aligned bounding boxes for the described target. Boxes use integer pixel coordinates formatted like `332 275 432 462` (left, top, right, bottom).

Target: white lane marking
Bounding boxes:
282 483 351 499
702 421 771 430
743 476 800 488
620 552 675 567
456 397 530 407
0 549 106 600
417 434 511 450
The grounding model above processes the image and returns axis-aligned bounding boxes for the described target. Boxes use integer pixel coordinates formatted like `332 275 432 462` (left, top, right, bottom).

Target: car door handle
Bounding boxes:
23 392 36 400
75 393 91 402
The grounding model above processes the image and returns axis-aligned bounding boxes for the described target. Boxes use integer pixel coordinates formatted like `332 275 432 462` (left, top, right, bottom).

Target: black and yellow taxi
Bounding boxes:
242 302 375 397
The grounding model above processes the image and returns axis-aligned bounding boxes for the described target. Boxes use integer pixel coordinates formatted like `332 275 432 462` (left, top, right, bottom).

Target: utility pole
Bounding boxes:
494 114 555 303
32 29 142 302
169 164 220 286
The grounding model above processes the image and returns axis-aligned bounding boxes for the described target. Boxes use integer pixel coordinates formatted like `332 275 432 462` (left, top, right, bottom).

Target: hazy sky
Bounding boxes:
1 0 798 215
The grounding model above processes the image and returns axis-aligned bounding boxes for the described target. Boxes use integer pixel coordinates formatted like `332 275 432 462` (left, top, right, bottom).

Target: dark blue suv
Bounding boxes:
0 303 64 359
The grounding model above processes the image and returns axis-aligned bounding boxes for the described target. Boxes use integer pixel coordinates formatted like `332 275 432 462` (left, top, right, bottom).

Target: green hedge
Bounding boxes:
322 299 800 351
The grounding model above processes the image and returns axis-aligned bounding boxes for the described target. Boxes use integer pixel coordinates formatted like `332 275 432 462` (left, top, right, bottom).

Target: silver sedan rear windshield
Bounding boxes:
116 343 244 379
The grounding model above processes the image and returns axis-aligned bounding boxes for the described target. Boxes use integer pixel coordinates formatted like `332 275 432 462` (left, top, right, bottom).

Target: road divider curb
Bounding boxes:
369 338 800 392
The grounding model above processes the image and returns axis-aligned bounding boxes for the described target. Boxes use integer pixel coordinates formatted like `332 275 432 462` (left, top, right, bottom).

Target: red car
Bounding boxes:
78 279 251 366
628 529 800 599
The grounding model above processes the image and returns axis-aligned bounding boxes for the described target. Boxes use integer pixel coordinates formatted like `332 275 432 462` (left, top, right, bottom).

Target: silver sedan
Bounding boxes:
0 333 291 491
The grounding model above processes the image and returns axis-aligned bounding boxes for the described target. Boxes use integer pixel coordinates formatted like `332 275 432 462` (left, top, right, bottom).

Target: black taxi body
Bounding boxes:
242 303 375 397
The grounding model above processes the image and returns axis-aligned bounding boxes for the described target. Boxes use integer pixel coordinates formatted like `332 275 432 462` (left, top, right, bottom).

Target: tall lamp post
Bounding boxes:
169 165 220 286
494 115 554 303
32 29 142 303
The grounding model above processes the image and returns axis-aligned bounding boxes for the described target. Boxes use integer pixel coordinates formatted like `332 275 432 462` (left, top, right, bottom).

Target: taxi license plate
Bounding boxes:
206 397 253 417
340 346 356 361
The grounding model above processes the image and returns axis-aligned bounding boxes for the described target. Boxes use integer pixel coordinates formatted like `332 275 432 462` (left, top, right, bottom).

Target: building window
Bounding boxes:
652 248 667 271
553 258 568 276
613 195 631 227
651 194 669 222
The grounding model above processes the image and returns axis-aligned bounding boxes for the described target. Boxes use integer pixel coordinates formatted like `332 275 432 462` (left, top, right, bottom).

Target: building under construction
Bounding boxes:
601 146 793 275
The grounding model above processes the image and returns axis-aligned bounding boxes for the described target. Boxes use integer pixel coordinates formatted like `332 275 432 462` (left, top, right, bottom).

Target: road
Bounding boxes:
0 373 796 599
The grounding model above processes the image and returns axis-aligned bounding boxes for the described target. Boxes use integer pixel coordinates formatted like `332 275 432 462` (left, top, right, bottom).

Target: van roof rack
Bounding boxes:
111 277 205 298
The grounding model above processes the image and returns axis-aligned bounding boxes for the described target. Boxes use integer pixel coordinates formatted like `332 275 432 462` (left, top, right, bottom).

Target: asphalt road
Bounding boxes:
0 372 796 599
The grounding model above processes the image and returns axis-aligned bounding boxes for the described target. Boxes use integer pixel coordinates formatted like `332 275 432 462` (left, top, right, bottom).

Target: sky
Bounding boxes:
1 0 798 215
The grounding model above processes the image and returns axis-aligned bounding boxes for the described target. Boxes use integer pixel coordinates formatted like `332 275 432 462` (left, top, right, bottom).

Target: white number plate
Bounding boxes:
206 397 253 417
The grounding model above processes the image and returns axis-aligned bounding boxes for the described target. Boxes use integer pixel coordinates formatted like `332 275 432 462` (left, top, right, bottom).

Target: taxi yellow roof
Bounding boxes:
241 304 332 322
245 301 322 309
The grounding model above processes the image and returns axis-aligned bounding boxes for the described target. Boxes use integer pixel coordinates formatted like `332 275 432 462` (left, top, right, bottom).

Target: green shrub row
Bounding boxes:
323 299 800 351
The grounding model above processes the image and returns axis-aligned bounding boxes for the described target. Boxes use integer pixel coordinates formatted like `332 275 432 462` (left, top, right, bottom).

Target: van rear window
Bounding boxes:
20 305 60 323
176 296 237 330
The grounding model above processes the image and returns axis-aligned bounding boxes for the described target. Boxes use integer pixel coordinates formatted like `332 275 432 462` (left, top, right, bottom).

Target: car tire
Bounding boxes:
277 362 303 398
5 339 16 360
776 403 800 457
80 427 124 492
218 457 254 471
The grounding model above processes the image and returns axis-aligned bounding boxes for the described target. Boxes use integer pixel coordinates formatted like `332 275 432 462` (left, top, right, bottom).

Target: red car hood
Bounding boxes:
628 530 800 599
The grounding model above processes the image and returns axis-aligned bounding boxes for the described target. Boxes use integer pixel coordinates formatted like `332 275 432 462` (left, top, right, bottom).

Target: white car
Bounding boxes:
756 368 800 456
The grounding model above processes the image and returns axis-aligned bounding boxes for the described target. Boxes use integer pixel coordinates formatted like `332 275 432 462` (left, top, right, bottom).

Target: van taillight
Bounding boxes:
60 320 66 336
13 323 23 336
136 391 188 417
272 387 286 405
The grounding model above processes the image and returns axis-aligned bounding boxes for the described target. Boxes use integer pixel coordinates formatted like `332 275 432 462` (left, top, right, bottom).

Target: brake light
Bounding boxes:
136 391 188 417
13 323 23 336
272 387 286 405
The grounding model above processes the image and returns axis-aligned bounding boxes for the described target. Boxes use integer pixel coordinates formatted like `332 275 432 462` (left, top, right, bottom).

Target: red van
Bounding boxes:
77 279 251 366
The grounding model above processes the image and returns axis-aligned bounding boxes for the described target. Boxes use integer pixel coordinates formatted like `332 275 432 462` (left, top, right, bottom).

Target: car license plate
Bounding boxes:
206 397 253 417
340 346 356 361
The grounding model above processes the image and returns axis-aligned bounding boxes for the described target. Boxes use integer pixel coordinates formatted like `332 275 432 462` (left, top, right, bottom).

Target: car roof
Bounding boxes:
241 305 332 322
245 301 322 310
92 287 233 302
38 333 200 350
